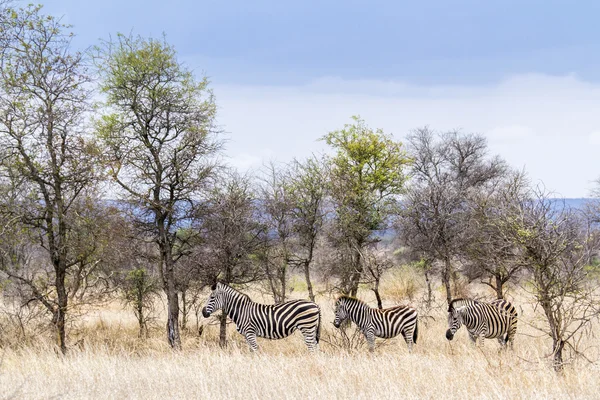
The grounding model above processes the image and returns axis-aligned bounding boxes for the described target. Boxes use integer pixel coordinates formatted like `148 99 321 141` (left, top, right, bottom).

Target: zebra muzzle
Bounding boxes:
202 307 211 318
445 329 454 340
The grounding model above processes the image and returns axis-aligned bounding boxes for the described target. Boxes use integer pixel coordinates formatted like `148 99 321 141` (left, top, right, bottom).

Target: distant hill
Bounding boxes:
552 198 593 210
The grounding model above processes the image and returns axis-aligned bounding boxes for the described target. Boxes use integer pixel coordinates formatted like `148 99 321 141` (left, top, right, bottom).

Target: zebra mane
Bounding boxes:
449 298 478 312
337 295 370 308
216 282 252 302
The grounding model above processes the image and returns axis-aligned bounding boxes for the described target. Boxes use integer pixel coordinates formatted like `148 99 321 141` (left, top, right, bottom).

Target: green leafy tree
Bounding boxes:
95 34 220 350
123 268 160 338
323 116 410 296
0 4 100 354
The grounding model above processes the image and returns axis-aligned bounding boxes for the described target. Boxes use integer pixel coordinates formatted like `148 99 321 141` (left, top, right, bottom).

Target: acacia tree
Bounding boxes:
510 189 600 371
286 156 327 301
95 34 220 350
462 170 529 299
323 116 410 296
260 163 294 303
397 128 506 305
0 4 100 353
197 171 266 347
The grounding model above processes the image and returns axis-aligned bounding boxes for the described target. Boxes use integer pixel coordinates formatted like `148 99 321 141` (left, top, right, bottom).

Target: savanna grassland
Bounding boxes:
2 272 599 400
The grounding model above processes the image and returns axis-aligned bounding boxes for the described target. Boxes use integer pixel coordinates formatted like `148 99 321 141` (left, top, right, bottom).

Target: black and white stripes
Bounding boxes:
333 296 419 352
202 282 321 351
446 298 518 348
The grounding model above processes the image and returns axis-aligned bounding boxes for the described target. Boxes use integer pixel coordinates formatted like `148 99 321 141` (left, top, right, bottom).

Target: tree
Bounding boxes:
397 128 506 305
286 156 327 302
509 189 600 371
95 34 220 350
196 171 266 347
462 170 529 299
123 268 161 338
260 162 294 303
323 116 410 296
0 4 99 353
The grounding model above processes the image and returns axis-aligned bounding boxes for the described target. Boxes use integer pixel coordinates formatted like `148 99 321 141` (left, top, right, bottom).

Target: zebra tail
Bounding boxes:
413 319 419 344
316 306 322 344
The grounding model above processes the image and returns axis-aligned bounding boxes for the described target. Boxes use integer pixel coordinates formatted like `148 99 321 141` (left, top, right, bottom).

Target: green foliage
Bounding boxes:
323 116 410 201
323 116 411 239
123 268 160 327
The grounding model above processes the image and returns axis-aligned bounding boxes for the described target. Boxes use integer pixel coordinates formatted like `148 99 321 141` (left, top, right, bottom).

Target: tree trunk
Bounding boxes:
181 289 187 331
136 291 145 338
372 278 383 309
304 260 315 302
443 258 452 305
163 255 181 350
424 268 433 310
280 264 286 303
219 313 227 348
495 275 504 300
55 266 68 355
553 338 565 372
349 249 363 297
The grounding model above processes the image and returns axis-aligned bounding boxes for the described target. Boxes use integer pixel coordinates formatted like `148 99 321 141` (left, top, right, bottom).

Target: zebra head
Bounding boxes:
446 300 467 340
333 297 349 328
202 282 225 318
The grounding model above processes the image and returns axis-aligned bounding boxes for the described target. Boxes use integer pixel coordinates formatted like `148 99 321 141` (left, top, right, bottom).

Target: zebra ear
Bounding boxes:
211 282 217 291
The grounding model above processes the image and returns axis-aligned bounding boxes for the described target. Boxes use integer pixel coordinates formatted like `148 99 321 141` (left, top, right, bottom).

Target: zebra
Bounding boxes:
202 282 321 352
446 298 518 348
333 295 419 352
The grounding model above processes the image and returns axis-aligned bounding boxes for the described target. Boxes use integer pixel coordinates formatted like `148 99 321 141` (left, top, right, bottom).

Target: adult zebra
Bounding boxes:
202 282 321 352
333 296 418 352
446 298 518 348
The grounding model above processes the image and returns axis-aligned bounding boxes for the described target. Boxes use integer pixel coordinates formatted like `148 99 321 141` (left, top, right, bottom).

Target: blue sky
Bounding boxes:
38 0 600 197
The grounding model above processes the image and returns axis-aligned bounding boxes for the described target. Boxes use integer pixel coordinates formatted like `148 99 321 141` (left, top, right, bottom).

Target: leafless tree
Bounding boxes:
286 156 328 301
511 188 600 371
397 128 506 305
462 170 529 299
196 171 266 347
260 162 294 303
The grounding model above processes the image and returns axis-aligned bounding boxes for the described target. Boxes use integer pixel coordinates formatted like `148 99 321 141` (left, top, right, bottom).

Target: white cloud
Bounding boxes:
214 74 600 197
589 131 600 146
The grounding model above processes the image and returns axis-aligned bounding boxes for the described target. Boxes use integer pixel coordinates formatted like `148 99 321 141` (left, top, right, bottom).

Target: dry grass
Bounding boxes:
1 278 600 399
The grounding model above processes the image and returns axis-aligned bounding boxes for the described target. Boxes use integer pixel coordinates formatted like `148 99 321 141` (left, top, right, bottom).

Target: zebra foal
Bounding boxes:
333 296 418 352
202 282 321 351
446 298 518 348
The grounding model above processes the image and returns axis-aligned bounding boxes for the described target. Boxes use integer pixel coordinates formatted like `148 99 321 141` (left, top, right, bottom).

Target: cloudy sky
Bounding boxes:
41 0 600 197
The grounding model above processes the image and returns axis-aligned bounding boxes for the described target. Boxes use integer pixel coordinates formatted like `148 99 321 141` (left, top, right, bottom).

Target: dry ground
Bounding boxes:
1 277 599 399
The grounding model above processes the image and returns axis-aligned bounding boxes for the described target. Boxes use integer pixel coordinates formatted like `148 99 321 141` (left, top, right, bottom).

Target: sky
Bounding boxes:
36 0 600 197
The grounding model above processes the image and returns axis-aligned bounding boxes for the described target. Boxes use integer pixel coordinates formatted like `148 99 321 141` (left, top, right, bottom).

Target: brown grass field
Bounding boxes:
1 272 599 399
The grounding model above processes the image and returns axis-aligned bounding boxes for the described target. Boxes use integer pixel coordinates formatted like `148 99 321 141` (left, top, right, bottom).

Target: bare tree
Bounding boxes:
397 128 506 305
95 34 221 350
196 171 266 347
0 4 100 353
260 162 294 303
511 188 600 371
286 156 328 302
462 170 529 299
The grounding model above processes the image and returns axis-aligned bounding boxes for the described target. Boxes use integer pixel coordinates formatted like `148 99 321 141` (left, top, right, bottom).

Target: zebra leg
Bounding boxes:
366 331 376 353
468 331 477 344
244 332 259 352
402 329 414 353
299 326 319 352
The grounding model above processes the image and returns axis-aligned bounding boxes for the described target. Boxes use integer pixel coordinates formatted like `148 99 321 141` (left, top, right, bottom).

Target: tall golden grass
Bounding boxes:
1 274 599 399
